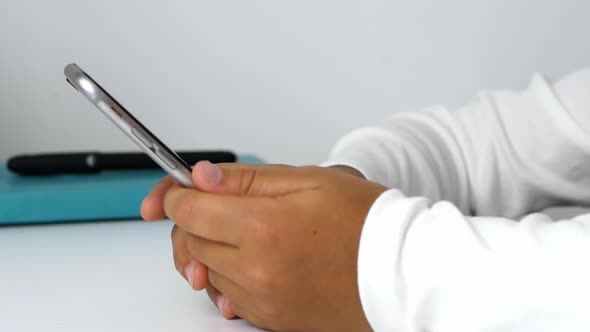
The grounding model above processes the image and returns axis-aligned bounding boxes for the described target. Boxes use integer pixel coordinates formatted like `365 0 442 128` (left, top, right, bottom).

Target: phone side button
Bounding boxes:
155 149 177 170
131 128 153 148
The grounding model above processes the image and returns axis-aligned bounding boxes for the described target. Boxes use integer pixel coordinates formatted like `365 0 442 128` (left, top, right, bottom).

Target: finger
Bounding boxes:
164 186 276 246
191 161 318 197
141 176 176 221
208 271 270 326
184 233 241 278
206 286 238 319
208 271 250 320
171 225 209 290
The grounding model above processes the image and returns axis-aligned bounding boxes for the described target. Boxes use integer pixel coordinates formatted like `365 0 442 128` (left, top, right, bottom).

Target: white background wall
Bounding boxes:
1 0 589 165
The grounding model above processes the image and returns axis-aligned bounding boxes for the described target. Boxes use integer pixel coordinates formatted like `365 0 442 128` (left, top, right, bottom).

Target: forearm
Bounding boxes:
325 67 590 218
323 107 472 214
359 189 590 331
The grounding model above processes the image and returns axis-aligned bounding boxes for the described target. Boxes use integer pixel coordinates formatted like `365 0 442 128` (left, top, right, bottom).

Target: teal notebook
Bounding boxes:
0 154 265 225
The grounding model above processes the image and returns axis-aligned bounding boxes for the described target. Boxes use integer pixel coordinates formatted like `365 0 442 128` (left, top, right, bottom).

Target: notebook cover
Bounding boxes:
0 154 265 225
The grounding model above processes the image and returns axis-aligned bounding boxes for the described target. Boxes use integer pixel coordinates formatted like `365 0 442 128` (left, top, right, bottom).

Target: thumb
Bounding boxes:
191 161 316 197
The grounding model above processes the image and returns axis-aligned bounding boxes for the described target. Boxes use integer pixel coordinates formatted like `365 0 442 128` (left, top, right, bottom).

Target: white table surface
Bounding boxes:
0 219 261 332
2 208 587 331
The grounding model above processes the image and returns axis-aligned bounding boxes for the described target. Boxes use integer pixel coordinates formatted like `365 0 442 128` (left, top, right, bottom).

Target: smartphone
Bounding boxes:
64 63 194 188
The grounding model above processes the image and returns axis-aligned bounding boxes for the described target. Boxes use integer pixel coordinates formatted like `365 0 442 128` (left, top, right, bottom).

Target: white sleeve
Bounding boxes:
359 190 590 332
338 68 590 331
324 68 590 218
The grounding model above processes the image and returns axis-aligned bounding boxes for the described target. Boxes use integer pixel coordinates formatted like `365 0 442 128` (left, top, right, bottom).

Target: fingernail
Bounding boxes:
217 294 225 312
185 262 196 288
201 161 223 184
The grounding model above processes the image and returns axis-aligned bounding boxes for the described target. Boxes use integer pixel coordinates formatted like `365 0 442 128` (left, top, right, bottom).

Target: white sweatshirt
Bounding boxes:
324 68 590 332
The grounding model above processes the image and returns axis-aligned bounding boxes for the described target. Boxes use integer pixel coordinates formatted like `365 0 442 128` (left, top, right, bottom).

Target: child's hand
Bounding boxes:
161 161 385 331
141 162 369 326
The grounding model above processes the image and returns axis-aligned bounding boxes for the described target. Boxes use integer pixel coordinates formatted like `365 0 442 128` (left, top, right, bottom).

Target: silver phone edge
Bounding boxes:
64 63 194 188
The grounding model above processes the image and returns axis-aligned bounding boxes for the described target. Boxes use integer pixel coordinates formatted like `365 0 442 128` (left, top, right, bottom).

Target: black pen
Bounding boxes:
7 151 236 175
